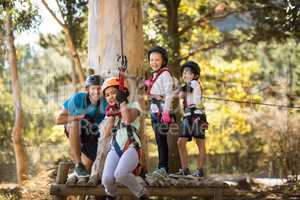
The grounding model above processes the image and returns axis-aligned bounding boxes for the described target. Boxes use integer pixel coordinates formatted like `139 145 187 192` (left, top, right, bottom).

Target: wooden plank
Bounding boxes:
214 188 223 200
50 184 234 197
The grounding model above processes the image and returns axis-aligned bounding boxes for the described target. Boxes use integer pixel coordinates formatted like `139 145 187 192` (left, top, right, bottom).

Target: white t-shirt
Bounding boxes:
149 71 174 112
185 80 202 107
113 101 142 150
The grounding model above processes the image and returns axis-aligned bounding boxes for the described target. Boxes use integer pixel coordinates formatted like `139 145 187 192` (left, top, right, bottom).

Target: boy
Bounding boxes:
176 61 208 177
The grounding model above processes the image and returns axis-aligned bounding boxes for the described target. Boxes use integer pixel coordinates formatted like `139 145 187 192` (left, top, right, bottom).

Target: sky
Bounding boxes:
15 1 62 45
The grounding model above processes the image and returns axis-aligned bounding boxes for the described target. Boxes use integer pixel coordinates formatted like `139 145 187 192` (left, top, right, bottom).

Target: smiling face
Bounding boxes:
149 52 164 71
104 86 118 105
182 67 196 82
87 85 101 104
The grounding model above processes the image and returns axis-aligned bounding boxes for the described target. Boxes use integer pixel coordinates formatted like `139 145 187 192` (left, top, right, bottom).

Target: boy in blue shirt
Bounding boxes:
56 74 107 178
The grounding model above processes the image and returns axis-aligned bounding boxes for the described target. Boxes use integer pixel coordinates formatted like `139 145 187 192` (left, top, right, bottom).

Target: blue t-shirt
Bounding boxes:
63 92 107 124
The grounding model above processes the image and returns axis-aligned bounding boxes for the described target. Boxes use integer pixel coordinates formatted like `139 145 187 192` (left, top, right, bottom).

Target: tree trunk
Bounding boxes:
88 0 147 170
0 30 4 78
163 0 182 173
41 0 85 83
71 59 78 92
63 27 85 83
6 14 28 185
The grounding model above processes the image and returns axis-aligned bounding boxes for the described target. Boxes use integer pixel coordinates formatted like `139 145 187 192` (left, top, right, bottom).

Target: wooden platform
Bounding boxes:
49 162 234 200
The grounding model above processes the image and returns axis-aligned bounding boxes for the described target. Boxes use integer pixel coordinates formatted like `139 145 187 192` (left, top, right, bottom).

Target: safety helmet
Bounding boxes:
102 77 128 95
180 61 200 77
148 46 168 67
85 74 104 87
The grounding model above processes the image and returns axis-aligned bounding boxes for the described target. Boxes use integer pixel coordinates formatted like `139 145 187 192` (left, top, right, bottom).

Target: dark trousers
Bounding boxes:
151 112 168 171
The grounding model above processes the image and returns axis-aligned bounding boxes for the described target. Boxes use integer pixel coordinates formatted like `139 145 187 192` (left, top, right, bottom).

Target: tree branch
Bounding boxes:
160 0 169 7
179 10 239 35
179 38 240 62
55 0 66 24
41 0 65 28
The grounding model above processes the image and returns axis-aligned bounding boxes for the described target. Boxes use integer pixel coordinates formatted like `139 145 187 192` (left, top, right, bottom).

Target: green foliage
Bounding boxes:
0 193 18 200
202 59 263 154
233 0 300 39
0 85 15 164
0 44 73 164
0 0 40 32
39 0 88 52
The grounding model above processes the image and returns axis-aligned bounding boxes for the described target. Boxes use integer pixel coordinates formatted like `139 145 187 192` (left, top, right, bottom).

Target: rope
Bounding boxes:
117 0 127 91
118 0 124 57
202 96 300 109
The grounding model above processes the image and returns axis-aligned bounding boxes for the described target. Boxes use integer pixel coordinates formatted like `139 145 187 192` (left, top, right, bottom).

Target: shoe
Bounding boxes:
66 173 77 185
193 169 204 177
139 194 149 200
87 175 100 186
152 167 168 178
174 168 191 176
106 195 116 200
74 162 90 178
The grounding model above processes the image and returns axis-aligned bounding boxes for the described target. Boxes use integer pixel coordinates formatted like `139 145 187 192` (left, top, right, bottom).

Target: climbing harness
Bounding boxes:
112 118 143 176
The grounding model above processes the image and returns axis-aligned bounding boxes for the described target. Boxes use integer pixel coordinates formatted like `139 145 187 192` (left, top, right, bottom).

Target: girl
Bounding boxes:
144 46 175 177
101 77 149 200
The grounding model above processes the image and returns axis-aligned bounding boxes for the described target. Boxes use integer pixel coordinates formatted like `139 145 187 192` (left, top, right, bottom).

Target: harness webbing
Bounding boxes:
147 67 171 95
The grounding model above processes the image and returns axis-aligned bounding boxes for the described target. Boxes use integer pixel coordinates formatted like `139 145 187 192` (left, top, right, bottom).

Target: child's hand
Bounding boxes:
144 79 151 87
116 90 129 104
107 116 115 124
162 111 171 124
181 83 193 93
105 104 120 117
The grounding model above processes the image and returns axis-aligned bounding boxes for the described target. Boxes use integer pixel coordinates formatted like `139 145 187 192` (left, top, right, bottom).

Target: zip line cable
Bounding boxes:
202 96 300 109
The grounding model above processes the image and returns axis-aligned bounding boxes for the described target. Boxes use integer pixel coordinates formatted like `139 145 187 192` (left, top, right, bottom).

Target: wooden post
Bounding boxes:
53 162 73 200
56 162 73 184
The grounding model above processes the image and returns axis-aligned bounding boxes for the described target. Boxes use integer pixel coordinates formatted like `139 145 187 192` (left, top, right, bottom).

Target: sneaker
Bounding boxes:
193 169 204 177
152 167 168 178
74 162 90 178
174 168 191 176
106 195 116 200
66 173 77 185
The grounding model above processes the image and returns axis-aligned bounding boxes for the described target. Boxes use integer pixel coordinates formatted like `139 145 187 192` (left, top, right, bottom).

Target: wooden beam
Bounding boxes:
50 184 234 198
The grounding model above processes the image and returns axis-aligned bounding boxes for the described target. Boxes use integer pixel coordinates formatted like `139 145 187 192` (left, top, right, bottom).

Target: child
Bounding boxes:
100 77 149 200
144 46 174 177
176 61 208 177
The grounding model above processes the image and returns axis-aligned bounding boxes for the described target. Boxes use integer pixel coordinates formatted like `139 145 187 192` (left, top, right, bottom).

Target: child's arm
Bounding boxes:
103 116 115 138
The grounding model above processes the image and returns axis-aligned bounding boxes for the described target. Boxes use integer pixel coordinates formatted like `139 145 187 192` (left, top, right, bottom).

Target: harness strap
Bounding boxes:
111 119 143 175
112 119 141 157
147 68 171 95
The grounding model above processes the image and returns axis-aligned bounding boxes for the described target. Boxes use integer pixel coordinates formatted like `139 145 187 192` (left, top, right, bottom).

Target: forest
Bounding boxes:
0 0 299 199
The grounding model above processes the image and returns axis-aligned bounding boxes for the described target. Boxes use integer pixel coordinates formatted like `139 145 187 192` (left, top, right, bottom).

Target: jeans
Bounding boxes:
150 112 168 171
